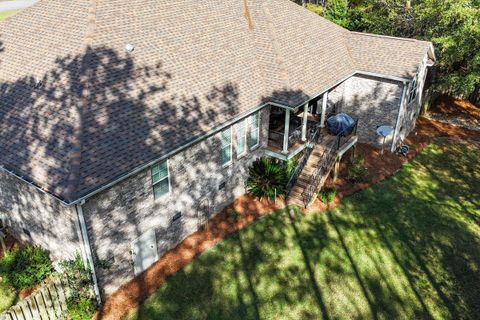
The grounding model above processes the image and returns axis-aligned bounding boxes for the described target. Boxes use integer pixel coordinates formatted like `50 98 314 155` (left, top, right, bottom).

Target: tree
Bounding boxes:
305 0 480 100
325 0 350 27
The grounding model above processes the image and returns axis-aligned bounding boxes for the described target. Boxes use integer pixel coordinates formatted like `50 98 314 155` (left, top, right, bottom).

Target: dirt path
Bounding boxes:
93 117 480 320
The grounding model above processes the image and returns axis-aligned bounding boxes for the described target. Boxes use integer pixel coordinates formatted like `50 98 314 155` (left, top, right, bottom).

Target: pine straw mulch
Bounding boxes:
94 116 480 320
307 117 480 213
425 95 480 131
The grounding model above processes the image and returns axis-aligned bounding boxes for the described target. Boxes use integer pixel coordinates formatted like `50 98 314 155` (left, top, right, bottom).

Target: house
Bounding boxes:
0 0 435 300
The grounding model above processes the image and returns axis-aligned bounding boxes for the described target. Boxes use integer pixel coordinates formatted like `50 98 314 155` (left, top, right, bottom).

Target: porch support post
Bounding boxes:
333 158 340 182
301 102 309 141
320 91 328 128
283 109 291 154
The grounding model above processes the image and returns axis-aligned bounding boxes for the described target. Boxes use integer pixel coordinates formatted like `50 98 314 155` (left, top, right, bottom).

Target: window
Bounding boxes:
249 112 260 149
236 119 247 158
151 159 170 199
407 72 419 104
221 127 232 166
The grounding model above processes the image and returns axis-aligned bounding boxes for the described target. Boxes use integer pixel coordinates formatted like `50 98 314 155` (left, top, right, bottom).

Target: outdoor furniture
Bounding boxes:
376 125 394 155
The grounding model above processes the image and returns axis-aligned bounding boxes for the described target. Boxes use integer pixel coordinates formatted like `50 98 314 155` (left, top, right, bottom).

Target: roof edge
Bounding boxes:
350 31 432 45
1 68 413 206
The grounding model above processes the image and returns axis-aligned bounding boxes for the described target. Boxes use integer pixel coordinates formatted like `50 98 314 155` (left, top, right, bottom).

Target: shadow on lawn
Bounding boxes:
337 140 480 319
130 141 479 320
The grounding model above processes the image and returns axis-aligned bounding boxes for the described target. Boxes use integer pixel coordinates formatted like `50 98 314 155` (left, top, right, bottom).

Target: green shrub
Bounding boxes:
318 187 337 204
306 3 324 16
246 157 288 200
286 158 297 180
0 246 52 290
324 0 349 27
67 297 96 320
60 254 94 302
227 210 241 222
347 156 371 184
60 254 97 320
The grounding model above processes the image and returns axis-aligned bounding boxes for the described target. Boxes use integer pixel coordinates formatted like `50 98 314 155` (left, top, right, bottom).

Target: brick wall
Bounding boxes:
0 171 81 262
393 57 428 150
82 108 270 295
340 75 403 148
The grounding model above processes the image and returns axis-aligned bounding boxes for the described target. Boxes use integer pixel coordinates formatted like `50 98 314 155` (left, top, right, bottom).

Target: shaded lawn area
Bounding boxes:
0 283 17 313
128 139 480 320
0 10 18 21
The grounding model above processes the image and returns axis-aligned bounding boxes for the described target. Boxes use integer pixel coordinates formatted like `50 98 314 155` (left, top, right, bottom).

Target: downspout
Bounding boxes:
75 202 102 305
391 81 408 152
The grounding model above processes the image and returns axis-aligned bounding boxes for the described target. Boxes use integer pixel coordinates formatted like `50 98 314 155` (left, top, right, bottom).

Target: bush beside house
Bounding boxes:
60 255 97 320
245 157 289 200
318 187 337 204
0 245 52 290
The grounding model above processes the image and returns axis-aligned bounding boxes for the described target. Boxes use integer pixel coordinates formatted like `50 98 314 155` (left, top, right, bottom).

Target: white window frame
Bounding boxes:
151 159 171 200
249 112 260 149
407 72 419 105
235 119 247 158
220 127 233 167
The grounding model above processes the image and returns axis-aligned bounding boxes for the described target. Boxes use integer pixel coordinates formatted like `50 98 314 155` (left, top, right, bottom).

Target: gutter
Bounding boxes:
0 166 71 206
291 70 411 110
68 101 281 205
1 69 413 207
75 202 102 305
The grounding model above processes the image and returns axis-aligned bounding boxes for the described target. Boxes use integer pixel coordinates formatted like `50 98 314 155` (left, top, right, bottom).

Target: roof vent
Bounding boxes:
124 43 135 53
34 79 43 89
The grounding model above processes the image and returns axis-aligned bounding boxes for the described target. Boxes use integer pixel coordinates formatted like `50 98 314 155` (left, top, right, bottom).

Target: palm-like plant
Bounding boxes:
245 157 288 200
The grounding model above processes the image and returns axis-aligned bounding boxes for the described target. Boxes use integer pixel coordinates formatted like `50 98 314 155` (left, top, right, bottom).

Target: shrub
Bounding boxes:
347 156 370 184
318 187 337 204
60 254 97 320
66 297 96 320
227 210 241 222
60 254 94 302
246 157 288 200
0 245 52 290
286 158 297 180
306 3 324 16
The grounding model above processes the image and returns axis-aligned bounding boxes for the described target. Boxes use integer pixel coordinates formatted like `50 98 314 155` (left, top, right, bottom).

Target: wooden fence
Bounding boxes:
0 277 70 320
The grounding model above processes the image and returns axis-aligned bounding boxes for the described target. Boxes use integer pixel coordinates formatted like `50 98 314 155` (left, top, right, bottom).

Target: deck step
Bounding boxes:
286 134 352 208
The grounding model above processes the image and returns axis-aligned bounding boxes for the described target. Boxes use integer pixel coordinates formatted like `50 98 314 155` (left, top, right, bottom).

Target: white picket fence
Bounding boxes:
0 277 71 320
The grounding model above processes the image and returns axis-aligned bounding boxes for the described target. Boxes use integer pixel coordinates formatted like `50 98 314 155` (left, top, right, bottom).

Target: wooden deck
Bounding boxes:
287 135 357 208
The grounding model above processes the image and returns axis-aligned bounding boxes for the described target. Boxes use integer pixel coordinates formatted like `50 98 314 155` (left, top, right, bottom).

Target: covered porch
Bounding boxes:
266 91 337 160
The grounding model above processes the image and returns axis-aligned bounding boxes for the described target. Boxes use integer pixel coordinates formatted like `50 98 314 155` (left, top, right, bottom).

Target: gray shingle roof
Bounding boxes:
0 0 433 202
348 31 433 78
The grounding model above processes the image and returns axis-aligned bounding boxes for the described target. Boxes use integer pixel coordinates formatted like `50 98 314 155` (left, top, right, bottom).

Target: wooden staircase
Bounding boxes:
287 135 337 207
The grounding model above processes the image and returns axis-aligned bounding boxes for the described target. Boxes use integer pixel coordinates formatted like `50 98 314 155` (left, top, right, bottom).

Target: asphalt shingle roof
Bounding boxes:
347 31 433 78
0 0 433 202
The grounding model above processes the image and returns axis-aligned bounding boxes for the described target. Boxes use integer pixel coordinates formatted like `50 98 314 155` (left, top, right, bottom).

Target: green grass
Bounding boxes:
0 283 17 313
128 139 480 320
0 10 18 21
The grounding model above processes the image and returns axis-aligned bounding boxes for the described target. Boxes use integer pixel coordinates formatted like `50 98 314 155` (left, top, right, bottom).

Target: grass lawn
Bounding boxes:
128 139 480 320
0 10 18 21
0 283 17 313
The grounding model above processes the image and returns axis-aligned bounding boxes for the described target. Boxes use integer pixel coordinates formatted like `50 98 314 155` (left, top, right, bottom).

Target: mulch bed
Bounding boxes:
426 95 480 131
93 196 286 320
94 116 480 320
307 117 480 213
